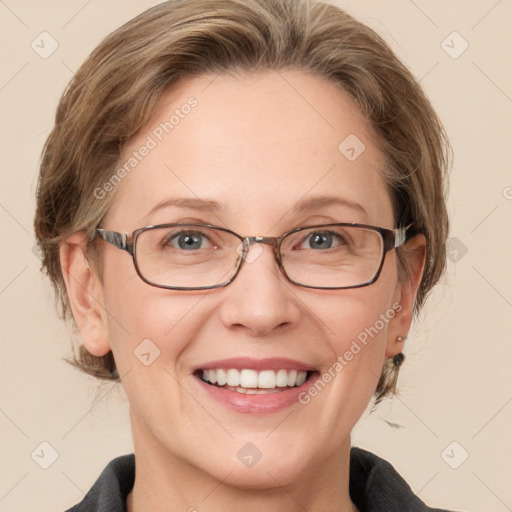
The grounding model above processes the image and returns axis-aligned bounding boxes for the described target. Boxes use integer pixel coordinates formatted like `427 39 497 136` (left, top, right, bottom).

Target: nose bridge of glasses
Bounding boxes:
240 235 281 263
245 236 278 247
244 235 279 254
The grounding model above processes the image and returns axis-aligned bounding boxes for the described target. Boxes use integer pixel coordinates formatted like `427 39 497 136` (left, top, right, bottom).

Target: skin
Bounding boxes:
60 70 425 511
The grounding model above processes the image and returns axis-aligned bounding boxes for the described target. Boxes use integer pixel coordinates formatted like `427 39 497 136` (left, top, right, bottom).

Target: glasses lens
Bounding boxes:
280 225 384 288
134 225 242 288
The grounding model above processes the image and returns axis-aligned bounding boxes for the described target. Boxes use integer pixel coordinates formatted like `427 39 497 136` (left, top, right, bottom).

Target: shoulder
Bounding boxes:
349 447 457 512
63 454 135 512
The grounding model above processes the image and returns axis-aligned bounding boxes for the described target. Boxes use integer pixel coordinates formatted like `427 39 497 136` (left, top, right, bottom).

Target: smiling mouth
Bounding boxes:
195 368 316 394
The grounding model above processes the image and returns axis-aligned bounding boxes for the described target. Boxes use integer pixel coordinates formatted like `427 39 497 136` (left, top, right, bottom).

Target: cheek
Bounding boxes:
99 251 209 377
323 293 390 387
101 280 215 437
311 268 400 405
319 274 398 358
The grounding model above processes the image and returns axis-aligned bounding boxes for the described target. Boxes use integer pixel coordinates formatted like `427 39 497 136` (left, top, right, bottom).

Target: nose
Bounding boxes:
218 242 301 337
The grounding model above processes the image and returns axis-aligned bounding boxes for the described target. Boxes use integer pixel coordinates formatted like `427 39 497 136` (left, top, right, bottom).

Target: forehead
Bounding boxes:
104 70 393 231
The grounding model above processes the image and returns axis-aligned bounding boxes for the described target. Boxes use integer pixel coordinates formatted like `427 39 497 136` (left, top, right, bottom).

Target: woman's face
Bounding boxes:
75 71 417 487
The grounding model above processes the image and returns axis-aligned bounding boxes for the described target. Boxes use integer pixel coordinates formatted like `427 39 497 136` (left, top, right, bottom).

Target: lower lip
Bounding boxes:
194 373 319 414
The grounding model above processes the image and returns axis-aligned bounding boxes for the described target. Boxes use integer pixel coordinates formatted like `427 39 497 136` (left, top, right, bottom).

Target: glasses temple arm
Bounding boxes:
393 227 406 248
95 228 130 253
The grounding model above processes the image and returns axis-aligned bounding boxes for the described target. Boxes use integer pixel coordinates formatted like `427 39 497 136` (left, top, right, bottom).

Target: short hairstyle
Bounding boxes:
34 0 450 401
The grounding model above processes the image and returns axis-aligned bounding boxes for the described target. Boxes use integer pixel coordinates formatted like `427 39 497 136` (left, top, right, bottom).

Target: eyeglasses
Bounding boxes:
94 222 408 291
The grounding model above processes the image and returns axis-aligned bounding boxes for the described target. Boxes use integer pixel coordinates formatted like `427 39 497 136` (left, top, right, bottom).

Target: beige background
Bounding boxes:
1 1 511 511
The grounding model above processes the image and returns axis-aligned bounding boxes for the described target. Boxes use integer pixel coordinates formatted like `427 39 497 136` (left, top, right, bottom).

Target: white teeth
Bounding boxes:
258 370 276 388
226 369 240 387
200 368 309 389
240 369 258 388
287 370 297 386
276 369 289 387
296 371 307 386
216 368 227 386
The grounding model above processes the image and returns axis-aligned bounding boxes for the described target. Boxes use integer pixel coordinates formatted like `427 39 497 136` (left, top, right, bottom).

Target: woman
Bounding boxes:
34 0 453 510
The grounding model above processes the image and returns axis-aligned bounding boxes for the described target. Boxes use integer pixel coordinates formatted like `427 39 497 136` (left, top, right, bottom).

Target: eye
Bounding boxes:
165 231 213 251
300 231 344 250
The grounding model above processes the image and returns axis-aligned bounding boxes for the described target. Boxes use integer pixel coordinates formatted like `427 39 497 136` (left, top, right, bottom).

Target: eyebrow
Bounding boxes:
146 197 222 217
146 195 367 218
289 195 367 216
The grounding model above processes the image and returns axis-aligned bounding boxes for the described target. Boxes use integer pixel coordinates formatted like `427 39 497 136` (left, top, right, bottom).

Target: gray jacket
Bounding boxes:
64 448 456 511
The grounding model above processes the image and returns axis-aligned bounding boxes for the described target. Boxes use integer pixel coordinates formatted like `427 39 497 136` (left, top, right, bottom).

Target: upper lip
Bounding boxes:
193 357 318 373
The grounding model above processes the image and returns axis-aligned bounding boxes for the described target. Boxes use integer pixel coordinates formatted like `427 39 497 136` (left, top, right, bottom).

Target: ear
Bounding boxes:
60 232 111 356
385 234 426 358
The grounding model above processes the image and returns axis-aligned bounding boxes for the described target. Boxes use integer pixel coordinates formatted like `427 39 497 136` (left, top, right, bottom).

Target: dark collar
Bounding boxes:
65 448 454 511
349 447 454 511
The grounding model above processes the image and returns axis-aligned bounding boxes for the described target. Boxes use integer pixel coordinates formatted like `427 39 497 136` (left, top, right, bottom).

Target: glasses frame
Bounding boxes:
94 222 408 291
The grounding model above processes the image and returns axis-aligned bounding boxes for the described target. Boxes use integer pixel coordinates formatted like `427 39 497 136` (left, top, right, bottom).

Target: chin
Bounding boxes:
215 464 305 491
200 445 312 490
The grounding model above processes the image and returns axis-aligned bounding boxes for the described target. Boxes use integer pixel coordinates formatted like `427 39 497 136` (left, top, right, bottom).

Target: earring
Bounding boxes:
393 336 405 367
393 352 405 367
375 338 406 402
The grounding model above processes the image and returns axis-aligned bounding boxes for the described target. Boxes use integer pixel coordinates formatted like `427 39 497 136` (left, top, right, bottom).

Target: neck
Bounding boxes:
126 413 358 512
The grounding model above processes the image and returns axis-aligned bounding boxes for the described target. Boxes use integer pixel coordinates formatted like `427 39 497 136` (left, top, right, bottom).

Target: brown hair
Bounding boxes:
34 0 450 401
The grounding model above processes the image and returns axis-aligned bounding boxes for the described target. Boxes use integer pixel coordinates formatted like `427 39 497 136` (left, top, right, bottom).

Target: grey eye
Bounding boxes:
167 231 210 250
302 231 343 250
